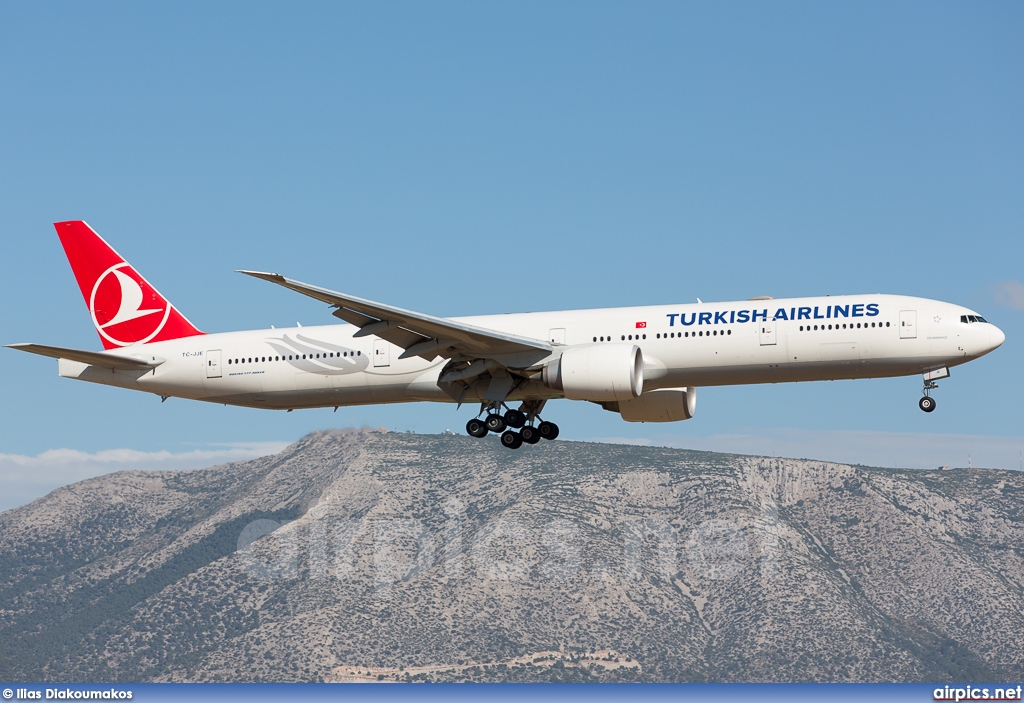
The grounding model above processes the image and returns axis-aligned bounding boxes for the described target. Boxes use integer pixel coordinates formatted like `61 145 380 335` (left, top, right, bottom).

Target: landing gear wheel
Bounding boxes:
504 409 526 428
466 418 488 438
919 396 936 413
520 425 541 444
485 413 507 433
538 421 559 440
501 430 523 449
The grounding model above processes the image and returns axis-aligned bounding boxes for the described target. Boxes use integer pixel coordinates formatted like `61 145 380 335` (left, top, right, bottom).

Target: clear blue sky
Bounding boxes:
1 2 1022 500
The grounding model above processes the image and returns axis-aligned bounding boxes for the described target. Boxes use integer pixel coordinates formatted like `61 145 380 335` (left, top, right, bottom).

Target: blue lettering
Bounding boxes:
852 304 865 317
751 309 768 322
714 311 728 325
730 310 735 323
798 307 811 320
866 303 879 317
813 307 825 319
698 312 713 325
833 304 849 318
681 312 696 326
826 305 832 318
666 313 679 326
772 308 789 321
790 308 796 320
736 310 750 323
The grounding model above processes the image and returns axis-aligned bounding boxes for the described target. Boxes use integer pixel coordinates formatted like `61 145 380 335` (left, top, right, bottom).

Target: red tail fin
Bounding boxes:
54 221 204 349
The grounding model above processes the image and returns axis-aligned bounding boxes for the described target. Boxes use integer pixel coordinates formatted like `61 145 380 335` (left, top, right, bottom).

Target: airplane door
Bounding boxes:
759 321 777 346
373 339 390 367
899 310 917 339
549 328 566 345
206 349 222 378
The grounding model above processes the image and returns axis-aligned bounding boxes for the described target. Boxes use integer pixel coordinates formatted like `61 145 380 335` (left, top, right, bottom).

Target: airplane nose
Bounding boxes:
990 325 1006 351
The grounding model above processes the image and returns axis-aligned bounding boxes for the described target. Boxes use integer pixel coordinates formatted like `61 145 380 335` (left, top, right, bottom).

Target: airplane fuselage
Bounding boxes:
58 293 1002 412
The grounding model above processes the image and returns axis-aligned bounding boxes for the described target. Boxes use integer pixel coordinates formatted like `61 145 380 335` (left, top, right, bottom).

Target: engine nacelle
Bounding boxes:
543 343 643 402
602 387 697 422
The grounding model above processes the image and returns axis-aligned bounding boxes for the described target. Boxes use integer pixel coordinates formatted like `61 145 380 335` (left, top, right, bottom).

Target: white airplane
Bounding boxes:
9 221 1006 449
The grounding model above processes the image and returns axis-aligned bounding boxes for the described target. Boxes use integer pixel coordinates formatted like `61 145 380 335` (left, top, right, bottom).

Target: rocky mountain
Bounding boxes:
1 429 1022 682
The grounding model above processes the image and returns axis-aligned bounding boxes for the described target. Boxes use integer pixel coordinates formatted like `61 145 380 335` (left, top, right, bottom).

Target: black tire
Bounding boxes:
501 430 523 449
504 409 526 428
485 413 507 433
538 421 559 440
466 418 488 438
520 426 541 444
919 396 936 413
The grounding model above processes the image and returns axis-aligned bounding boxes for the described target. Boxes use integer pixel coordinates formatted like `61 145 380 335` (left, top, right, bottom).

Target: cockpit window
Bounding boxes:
976 316 988 323
962 314 990 324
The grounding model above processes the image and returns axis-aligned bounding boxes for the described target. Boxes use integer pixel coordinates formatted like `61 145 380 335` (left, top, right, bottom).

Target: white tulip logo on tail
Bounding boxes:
89 263 171 346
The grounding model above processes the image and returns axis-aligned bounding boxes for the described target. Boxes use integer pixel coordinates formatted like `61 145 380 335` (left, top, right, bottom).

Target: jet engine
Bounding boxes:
542 343 643 402
601 387 697 422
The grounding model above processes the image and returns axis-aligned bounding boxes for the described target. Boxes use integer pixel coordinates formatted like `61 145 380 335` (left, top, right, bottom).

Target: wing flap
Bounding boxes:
6 343 164 369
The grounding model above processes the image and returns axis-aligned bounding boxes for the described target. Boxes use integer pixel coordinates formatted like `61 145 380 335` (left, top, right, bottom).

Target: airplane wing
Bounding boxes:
237 271 553 363
6 343 164 370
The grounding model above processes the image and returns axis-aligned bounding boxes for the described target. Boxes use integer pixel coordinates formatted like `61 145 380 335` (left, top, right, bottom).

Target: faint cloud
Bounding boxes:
992 280 1024 310
0 441 289 512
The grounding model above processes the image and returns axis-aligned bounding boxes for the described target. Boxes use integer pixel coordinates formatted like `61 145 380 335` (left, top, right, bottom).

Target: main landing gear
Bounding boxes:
465 400 559 449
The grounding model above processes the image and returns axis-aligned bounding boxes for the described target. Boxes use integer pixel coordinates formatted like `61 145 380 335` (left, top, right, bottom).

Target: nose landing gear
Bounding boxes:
464 400 558 449
918 367 949 413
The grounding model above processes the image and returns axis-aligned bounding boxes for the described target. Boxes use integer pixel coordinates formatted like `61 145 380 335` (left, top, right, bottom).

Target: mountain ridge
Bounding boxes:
1 429 1021 682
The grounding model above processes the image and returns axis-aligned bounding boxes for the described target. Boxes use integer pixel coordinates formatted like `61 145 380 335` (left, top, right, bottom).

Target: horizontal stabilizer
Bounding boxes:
6 343 164 369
